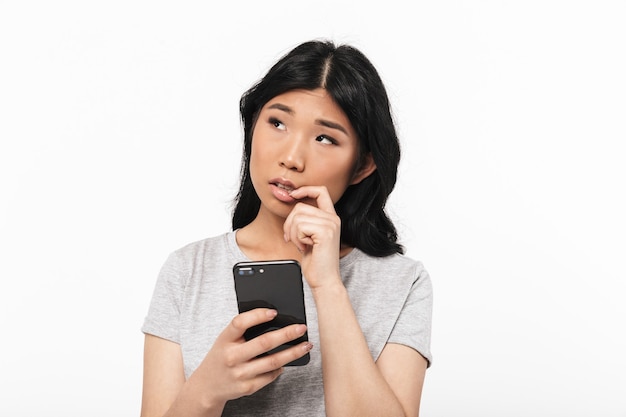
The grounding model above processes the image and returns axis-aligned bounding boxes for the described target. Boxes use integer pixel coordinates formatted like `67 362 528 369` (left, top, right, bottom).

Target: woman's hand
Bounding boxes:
283 185 343 289
188 308 313 409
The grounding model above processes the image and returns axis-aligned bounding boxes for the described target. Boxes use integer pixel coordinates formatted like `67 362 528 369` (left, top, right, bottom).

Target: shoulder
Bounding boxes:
159 231 240 279
340 250 433 362
339 250 432 311
341 250 428 287
169 231 237 261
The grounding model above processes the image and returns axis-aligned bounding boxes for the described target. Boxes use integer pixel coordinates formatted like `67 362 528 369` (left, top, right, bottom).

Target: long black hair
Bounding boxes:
232 40 403 257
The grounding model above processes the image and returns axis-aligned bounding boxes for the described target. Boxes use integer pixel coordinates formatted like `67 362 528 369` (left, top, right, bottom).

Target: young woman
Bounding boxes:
141 39 433 417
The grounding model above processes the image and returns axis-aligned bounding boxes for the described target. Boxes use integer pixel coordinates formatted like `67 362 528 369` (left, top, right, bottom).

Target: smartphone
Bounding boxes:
233 260 310 366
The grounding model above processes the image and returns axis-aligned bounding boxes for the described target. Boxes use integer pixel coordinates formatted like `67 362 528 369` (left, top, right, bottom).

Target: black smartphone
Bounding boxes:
233 260 310 366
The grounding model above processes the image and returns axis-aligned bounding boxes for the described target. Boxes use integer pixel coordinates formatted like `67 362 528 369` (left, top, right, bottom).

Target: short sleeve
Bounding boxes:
141 251 187 344
387 265 433 367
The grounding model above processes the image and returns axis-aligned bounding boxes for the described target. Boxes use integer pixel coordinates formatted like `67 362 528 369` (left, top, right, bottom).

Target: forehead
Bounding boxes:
263 89 351 124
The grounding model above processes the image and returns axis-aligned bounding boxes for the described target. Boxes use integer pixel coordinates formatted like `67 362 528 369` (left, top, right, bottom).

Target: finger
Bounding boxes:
289 186 335 214
251 340 313 375
224 309 278 341
244 367 285 395
285 217 316 252
241 323 308 363
283 203 315 250
233 366 286 398
283 204 338 247
293 221 320 247
286 214 340 252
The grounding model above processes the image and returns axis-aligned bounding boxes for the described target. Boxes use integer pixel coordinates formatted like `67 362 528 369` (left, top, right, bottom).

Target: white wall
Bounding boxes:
1 1 624 416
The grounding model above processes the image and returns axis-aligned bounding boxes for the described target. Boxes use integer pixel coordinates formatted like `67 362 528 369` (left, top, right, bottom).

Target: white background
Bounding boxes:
1 1 625 416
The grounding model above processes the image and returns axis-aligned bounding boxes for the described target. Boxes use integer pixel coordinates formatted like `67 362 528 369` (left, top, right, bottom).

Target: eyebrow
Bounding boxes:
267 103 349 135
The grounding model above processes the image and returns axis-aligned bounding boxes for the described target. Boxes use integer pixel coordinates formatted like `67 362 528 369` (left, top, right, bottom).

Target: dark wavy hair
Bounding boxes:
232 40 403 257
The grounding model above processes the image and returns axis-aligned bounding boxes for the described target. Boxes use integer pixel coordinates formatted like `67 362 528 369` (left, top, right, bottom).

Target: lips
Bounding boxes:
270 178 297 191
274 182 294 192
269 178 297 203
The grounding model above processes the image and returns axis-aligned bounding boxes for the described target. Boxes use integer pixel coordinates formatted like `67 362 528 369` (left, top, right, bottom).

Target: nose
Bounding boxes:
279 137 305 172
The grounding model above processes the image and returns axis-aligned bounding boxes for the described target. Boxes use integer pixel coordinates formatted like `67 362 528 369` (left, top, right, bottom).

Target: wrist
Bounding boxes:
183 373 227 416
311 279 347 301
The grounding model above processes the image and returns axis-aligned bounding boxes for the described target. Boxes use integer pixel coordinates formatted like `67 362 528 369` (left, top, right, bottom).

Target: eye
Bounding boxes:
269 117 286 130
315 135 336 145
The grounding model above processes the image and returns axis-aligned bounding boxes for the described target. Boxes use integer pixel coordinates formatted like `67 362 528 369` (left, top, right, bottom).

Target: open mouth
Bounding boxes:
269 179 298 203
273 182 295 193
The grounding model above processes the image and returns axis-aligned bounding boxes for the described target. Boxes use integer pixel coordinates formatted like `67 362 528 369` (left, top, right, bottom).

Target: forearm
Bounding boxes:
159 377 226 417
312 283 407 417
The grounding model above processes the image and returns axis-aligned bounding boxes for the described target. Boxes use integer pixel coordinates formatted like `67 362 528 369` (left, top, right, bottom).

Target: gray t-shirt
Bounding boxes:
142 231 433 416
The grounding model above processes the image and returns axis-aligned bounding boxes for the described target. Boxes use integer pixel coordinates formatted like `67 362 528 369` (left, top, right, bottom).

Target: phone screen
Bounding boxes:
233 260 310 366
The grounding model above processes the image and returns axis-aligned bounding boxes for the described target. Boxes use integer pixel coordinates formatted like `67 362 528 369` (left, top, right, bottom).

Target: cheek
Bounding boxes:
248 135 276 190
249 134 268 168
249 150 264 185
248 141 263 182
250 126 277 160
320 161 357 201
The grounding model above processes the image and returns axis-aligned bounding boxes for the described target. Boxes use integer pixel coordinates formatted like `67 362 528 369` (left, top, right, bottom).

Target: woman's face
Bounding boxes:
249 88 374 219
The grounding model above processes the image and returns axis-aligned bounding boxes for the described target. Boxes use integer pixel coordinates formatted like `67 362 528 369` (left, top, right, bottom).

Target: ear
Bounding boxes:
350 153 377 185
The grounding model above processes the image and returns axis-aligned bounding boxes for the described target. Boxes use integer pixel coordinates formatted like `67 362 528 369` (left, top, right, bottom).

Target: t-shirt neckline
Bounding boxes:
227 229 361 268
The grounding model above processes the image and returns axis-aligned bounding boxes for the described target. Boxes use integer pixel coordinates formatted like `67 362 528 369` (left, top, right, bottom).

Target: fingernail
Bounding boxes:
267 309 278 318
303 342 313 351
296 324 307 335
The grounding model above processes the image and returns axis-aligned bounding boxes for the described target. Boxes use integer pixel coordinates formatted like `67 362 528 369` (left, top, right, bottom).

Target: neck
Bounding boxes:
235 206 354 261
236 211 302 261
